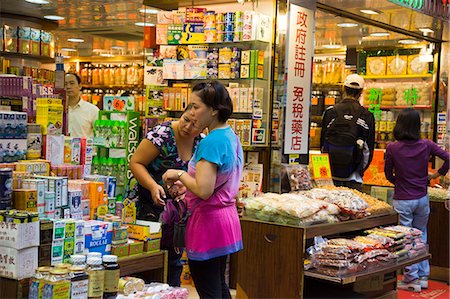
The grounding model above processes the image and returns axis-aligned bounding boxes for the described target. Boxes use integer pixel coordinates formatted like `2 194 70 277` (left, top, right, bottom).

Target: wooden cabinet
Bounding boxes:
236 213 429 298
428 200 449 282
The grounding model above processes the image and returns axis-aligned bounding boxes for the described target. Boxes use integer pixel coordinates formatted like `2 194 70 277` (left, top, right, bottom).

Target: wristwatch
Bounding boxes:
177 171 185 179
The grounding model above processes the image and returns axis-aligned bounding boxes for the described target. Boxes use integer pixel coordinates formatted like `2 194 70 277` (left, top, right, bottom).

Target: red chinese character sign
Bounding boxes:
284 3 315 154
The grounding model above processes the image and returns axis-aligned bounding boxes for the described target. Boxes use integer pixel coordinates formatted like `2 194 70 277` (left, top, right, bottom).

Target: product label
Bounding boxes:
104 269 120 292
43 281 70 299
71 279 89 299
29 280 39 299
88 270 105 297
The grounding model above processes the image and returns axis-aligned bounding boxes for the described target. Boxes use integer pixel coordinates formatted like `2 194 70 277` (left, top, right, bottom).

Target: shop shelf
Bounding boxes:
363 105 432 110
158 40 270 49
82 84 143 89
304 252 431 285
66 55 145 63
0 51 54 63
165 110 253 119
362 74 433 80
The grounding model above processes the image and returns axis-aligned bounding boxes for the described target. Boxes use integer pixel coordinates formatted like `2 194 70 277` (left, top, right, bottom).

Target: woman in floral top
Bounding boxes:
129 104 203 286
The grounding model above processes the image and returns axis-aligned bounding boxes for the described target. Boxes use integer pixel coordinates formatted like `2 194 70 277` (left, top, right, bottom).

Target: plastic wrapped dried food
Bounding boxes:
355 249 392 263
315 263 364 277
322 244 354 255
327 238 366 251
322 190 369 213
366 234 395 246
314 258 355 268
283 164 313 191
365 228 405 240
313 252 356 260
384 225 422 237
353 236 383 247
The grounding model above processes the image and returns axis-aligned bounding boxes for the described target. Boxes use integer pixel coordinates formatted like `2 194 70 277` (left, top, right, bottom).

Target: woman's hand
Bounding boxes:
168 180 187 200
150 184 166 206
163 169 181 186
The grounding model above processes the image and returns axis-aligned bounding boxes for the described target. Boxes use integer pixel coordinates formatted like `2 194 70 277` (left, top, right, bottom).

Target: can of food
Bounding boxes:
0 168 13 199
225 32 234 42
224 12 235 22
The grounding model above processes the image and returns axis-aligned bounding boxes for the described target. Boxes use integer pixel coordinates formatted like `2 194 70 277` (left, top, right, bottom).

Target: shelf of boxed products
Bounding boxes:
304 252 430 285
362 74 433 80
82 84 144 89
0 51 54 64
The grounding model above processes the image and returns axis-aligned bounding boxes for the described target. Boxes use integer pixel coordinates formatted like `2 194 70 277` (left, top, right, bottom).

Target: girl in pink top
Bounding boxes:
164 81 243 298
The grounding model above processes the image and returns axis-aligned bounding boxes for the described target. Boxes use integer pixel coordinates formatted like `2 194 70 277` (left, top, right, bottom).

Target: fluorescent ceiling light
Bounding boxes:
63 56 71 59
419 28 434 33
337 22 358 28
322 44 343 49
25 0 49 4
99 53 114 57
111 46 124 49
370 32 390 37
398 39 420 45
135 22 155 27
360 9 381 15
139 8 159 14
44 15 64 20
67 38 84 43
61 48 76 51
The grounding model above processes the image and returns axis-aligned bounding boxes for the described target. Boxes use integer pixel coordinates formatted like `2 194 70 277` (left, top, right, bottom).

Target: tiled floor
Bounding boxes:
184 284 236 299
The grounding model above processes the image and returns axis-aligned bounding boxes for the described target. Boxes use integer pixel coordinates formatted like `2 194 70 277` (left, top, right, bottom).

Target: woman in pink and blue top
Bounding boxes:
385 108 449 293
163 81 243 298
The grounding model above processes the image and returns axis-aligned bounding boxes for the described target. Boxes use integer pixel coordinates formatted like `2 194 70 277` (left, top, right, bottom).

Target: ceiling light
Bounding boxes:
99 53 115 57
398 39 420 45
135 22 155 27
322 44 343 49
61 48 76 52
370 32 390 37
67 38 84 43
139 8 159 14
44 15 64 20
337 22 358 28
63 56 71 59
419 28 434 33
360 9 382 15
25 0 49 4
111 46 124 49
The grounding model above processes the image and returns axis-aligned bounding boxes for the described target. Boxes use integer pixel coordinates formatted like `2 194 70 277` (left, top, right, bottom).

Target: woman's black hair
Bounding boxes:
393 108 421 141
66 72 82 85
191 81 233 122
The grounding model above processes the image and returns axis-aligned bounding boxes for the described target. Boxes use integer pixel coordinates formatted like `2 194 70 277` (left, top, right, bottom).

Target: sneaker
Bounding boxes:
419 277 428 289
398 280 421 292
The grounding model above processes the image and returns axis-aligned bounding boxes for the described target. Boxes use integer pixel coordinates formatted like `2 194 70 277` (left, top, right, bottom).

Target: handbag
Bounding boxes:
172 200 189 248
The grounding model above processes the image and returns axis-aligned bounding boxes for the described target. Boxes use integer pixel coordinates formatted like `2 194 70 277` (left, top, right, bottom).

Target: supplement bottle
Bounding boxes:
102 255 120 298
69 265 89 299
87 257 105 299
42 269 71 299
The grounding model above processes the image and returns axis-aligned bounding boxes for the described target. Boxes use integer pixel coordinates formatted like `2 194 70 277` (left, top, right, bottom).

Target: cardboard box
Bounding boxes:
0 246 38 279
38 244 51 266
144 239 161 253
39 220 53 246
51 239 64 266
0 277 30 299
111 243 129 257
84 220 112 255
52 220 65 241
12 189 37 212
69 190 82 214
45 135 64 166
22 179 45 218
0 221 39 249
127 220 162 241
128 239 144 255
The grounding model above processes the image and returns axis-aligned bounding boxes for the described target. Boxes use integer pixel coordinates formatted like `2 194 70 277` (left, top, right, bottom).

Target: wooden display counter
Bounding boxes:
428 200 449 283
118 250 168 284
236 212 431 298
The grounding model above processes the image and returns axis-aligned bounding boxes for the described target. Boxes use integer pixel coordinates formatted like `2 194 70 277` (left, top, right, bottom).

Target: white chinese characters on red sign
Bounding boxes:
284 4 314 154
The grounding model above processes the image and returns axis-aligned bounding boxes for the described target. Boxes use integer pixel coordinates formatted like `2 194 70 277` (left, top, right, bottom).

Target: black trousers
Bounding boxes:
189 255 231 299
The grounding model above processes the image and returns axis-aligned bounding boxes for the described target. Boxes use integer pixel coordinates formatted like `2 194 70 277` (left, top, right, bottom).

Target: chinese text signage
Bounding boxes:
284 3 314 154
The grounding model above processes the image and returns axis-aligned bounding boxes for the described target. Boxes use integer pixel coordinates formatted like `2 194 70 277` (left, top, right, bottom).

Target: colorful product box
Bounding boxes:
111 243 128 257
12 189 37 212
30 28 40 55
40 31 51 57
128 239 144 255
22 179 46 217
51 239 64 266
52 220 65 241
40 219 53 246
45 135 64 166
71 138 82 165
4 25 18 53
127 220 162 241
69 190 82 214
144 239 161 253
38 244 51 266
84 220 113 255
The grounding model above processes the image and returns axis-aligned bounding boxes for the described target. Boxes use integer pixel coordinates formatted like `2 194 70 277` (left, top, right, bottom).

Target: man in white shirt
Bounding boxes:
65 73 99 138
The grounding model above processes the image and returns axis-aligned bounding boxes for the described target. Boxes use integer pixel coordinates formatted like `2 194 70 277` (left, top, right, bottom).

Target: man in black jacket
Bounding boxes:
320 74 375 191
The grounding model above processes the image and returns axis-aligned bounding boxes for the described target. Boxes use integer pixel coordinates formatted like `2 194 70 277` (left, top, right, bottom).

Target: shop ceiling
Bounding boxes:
0 0 447 56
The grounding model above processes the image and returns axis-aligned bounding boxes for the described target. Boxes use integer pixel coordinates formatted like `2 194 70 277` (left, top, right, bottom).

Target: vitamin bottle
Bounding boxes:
42 269 71 299
69 265 89 299
28 266 51 299
87 257 105 299
102 255 120 298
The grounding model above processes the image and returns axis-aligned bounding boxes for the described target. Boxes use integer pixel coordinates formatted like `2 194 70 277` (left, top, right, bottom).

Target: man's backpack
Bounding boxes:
323 103 365 178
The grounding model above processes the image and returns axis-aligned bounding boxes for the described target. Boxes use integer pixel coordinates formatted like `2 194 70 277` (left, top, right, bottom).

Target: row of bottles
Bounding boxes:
91 157 127 186
93 119 127 148
80 64 144 86
29 253 120 299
